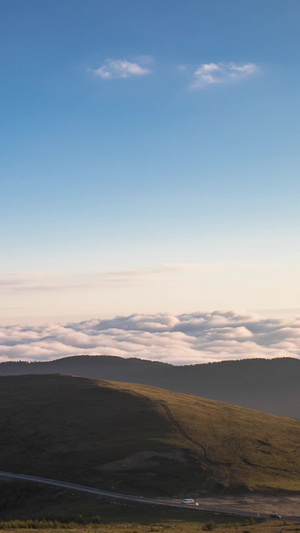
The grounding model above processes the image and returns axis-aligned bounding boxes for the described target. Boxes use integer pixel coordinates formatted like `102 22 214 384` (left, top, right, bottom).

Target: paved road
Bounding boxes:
0 471 299 522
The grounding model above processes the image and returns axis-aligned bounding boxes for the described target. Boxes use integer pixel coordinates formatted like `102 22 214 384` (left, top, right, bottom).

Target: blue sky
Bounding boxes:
1 0 300 324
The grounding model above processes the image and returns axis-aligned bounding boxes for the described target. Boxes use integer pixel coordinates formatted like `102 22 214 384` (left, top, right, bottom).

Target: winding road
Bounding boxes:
0 471 299 522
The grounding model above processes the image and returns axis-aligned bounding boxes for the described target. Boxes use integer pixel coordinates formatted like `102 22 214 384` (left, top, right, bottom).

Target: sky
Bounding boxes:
1 1 300 362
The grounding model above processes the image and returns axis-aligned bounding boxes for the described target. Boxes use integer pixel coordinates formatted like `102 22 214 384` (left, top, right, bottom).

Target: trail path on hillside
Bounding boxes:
158 401 294 473
158 402 232 467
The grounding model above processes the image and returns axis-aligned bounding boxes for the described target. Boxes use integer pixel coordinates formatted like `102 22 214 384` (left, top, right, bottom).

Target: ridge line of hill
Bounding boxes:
0 355 299 419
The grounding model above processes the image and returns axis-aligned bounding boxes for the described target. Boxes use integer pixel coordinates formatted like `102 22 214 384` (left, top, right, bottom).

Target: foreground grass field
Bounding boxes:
0 484 299 533
0 374 300 495
1 520 300 532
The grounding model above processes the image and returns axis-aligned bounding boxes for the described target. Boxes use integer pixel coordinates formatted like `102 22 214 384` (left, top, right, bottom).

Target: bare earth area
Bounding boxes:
172 493 300 518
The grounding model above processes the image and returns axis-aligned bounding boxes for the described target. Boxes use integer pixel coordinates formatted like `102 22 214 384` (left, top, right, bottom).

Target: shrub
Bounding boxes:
203 521 217 531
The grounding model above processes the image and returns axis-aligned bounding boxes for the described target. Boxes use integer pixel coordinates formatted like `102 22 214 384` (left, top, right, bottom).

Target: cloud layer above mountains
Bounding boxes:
0 311 300 364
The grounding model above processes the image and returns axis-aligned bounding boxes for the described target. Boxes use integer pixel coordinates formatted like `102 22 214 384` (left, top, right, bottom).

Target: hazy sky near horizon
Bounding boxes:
1 0 300 329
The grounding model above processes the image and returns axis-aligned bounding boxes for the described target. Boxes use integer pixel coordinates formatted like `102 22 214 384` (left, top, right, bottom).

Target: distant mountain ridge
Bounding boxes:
0 355 299 419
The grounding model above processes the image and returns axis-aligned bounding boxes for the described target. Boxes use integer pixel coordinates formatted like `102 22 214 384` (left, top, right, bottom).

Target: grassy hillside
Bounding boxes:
0 483 294 533
0 488 296 533
1 356 299 419
0 374 299 496
0 479 298 533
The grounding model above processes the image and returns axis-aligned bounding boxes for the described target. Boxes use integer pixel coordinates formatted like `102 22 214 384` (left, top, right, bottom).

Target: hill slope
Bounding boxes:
0 356 299 418
0 374 299 495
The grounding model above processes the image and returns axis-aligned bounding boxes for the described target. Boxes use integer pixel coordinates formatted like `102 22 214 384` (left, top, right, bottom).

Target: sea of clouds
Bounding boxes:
0 311 300 364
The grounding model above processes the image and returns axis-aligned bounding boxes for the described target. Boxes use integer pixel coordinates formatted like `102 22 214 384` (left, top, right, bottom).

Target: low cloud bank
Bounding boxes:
0 311 300 364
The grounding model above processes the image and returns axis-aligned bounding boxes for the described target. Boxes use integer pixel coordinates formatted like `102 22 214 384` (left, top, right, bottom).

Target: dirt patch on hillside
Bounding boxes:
191 493 300 518
99 450 187 471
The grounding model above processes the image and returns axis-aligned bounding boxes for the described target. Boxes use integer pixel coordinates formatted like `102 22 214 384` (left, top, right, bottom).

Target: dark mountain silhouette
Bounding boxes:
0 355 299 419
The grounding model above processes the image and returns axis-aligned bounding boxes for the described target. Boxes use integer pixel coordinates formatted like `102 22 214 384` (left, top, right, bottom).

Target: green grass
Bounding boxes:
0 480 299 533
1 482 297 533
0 482 257 529
0 512 298 533
0 518 297 532
0 374 299 495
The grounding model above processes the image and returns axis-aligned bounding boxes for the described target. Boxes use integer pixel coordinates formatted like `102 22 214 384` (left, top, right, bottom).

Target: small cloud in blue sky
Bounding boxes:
91 58 152 79
89 58 259 88
191 62 258 89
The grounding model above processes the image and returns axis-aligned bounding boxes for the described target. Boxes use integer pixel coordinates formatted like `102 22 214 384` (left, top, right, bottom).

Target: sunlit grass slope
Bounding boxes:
0 374 299 495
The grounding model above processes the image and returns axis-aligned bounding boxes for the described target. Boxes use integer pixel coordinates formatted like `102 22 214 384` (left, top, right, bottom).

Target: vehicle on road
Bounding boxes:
270 513 281 519
181 498 195 504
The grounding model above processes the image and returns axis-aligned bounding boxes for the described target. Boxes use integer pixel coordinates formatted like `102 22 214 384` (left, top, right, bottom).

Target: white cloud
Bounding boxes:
191 62 258 89
0 311 300 365
92 59 151 79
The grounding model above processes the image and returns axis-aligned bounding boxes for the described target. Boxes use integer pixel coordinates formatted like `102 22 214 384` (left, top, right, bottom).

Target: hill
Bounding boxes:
0 374 299 496
0 356 299 418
